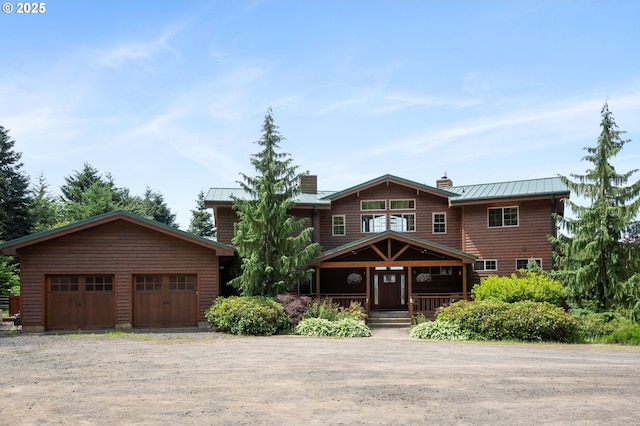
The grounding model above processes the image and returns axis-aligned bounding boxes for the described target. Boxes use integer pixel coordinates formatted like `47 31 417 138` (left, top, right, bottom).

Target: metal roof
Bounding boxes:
205 188 334 205
447 177 569 203
320 174 456 200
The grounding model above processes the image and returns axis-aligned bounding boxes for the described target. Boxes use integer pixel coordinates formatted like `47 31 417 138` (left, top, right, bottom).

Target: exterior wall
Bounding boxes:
215 206 236 245
318 182 461 251
17 220 221 331
463 199 556 282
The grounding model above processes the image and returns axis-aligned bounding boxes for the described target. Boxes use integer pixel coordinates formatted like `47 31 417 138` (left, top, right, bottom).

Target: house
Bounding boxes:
206 174 569 317
0 211 234 332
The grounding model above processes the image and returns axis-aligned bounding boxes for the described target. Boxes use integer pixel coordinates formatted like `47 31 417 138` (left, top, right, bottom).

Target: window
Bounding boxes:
361 214 386 233
516 258 542 270
85 276 113 292
135 275 163 291
49 276 79 292
390 213 415 232
433 212 447 234
488 206 519 227
474 259 498 271
361 200 385 210
169 275 196 291
390 199 415 210
332 215 346 236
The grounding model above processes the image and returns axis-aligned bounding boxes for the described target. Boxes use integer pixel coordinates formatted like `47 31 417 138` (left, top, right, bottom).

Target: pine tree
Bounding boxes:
0 125 33 241
229 108 321 296
29 173 64 232
552 102 640 317
188 191 215 237
130 187 178 227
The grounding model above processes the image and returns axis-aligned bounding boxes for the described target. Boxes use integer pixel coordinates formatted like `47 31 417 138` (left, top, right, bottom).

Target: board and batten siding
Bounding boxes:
17 220 221 330
463 200 556 278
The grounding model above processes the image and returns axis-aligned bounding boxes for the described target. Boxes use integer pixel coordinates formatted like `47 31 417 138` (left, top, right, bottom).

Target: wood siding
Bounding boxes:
17 220 221 330
214 206 236 245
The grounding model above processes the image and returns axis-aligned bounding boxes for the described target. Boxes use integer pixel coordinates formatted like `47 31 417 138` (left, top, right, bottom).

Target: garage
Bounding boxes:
0 211 235 332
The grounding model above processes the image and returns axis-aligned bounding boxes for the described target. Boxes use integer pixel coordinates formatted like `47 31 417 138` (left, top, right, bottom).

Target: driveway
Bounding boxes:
1 329 639 425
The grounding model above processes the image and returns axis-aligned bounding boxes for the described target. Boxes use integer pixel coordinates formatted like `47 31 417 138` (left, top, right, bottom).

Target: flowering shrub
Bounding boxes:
205 296 290 336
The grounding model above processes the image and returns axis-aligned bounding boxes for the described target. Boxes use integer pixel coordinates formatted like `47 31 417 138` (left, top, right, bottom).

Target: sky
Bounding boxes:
2 1 640 228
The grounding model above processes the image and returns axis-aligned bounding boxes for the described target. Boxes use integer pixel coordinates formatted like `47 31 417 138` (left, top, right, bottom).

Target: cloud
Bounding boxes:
96 27 181 70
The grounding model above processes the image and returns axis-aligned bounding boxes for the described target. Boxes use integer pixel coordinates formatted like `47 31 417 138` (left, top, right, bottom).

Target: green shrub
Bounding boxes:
602 323 640 345
572 309 639 344
341 302 367 321
471 272 566 306
438 299 578 342
412 312 427 325
205 296 290 336
295 317 371 338
302 299 367 321
410 320 469 340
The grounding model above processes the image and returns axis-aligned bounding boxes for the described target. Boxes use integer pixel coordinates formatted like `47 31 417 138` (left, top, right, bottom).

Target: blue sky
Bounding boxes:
2 1 640 228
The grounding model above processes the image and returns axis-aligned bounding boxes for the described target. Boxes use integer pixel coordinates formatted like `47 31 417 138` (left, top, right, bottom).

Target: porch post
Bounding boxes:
462 263 468 300
408 266 413 319
365 267 370 314
315 267 321 300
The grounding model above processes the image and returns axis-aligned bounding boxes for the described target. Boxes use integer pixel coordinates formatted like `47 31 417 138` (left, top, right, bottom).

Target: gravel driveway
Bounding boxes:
1 329 639 425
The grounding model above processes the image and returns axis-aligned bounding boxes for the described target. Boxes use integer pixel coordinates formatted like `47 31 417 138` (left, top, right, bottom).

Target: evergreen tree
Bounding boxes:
552 102 640 318
0 125 33 241
188 191 215 237
230 108 321 296
128 187 178 227
60 163 124 221
29 173 64 232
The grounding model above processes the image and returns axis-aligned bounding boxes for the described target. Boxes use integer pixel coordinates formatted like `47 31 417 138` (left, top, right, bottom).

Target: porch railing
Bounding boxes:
411 293 463 317
319 294 367 309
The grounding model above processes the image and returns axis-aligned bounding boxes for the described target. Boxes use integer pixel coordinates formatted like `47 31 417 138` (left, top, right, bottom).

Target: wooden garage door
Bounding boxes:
46 275 116 330
133 274 198 328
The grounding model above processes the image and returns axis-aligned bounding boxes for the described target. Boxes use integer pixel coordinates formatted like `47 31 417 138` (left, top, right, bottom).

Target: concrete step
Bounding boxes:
368 311 411 328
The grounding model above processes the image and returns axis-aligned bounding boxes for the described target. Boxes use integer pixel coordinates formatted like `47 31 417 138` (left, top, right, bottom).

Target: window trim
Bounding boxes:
474 259 498 271
360 200 386 211
332 215 346 236
488 206 519 228
389 199 416 210
390 213 416 232
516 258 542 270
361 214 387 233
432 212 447 234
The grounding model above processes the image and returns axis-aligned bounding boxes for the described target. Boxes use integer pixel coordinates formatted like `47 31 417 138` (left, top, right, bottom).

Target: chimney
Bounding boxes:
299 174 318 194
436 173 453 188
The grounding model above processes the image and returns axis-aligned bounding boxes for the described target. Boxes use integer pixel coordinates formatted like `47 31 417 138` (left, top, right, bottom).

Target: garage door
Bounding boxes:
133 274 198 328
46 275 116 330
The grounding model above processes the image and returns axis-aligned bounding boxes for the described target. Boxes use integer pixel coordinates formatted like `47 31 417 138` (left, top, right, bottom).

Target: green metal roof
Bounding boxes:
448 177 569 203
205 188 334 205
320 174 456 200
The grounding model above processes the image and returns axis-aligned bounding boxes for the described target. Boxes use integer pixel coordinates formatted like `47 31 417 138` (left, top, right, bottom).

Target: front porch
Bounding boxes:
312 231 475 319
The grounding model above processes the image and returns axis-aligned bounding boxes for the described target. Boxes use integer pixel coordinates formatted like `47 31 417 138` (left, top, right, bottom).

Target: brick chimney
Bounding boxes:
298 174 318 194
436 173 453 188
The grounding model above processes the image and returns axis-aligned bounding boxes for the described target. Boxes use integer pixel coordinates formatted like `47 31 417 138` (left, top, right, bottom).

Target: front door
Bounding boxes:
372 268 406 310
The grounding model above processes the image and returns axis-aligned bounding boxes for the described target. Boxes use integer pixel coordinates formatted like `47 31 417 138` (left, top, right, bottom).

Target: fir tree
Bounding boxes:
552 102 640 318
0 125 33 241
230 108 321 296
188 191 215 237
29 173 64 233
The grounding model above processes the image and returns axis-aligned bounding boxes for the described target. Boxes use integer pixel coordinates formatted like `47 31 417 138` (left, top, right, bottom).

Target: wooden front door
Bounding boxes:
46 275 115 330
133 274 198 327
372 269 406 310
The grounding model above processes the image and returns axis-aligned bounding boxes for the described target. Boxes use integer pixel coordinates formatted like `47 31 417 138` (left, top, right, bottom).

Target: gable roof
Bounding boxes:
0 210 236 257
314 230 476 264
448 176 569 204
321 174 456 201
205 188 334 207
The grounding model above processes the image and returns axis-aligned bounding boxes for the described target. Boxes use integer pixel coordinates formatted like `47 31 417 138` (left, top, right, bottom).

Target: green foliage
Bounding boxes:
412 312 427 325
302 299 366 322
295 317 371 338
341 302 367 321
471 271 566 306
551 102 640 319
438 300 578 342
571 309 636 342
29 173 64 233
601 323 640 345
230 108 321 296
205 296 290 336
0 256 20 295
410 320 469 340
187 191 215 237
0 125 33 241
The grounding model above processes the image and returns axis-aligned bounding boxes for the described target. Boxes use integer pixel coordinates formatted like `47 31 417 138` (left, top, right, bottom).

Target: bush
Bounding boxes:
410 320 469 340
205 296 290 336
471 271 566 306
303 299 367 321
295 317 371 338
572 309 640 344
438 299 578 342
602 323 640 345
275 294 313 326
412 312 427 325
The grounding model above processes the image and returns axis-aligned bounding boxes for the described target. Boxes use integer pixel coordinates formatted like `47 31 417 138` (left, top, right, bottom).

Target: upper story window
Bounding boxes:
474 259 497 271
516 258 542 270
488 206 519 227
361 200 386 211
432 212 447 234
390 213 415 232
332 215 346 236
390 199 415 210
361 214 386 233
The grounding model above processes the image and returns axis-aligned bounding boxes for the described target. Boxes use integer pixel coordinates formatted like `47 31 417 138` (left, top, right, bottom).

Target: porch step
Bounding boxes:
368 310 411 328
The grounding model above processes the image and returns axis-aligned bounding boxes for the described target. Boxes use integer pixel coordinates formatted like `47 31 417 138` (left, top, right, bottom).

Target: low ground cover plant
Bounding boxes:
435 299 577 342
409 320 469 340
206 296 289 336
296 299 370 337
